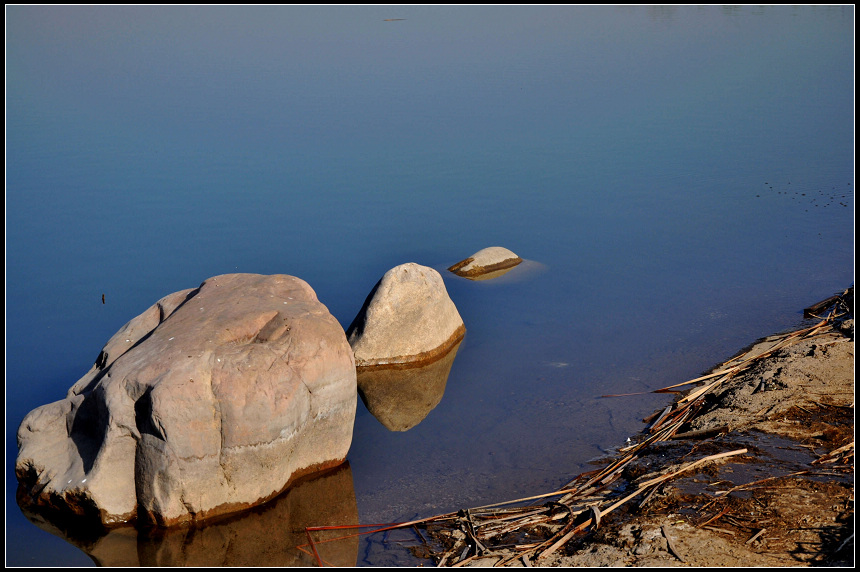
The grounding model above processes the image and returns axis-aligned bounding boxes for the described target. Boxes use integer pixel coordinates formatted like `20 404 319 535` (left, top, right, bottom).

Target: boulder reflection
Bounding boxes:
459 265 518 281
19 463 358 567
358 340 462 431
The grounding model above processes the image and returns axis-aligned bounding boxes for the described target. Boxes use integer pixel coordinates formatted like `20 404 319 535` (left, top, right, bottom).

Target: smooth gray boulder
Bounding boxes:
16 273 357 527
448 246 522 280
346 263 465 369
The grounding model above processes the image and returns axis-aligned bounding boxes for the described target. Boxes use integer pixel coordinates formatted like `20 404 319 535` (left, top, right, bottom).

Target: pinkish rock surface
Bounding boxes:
16 273 356 527
346 263 465 369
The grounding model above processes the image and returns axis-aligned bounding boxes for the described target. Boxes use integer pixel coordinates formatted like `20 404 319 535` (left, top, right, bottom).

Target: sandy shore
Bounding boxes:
542 316 854 567
422 290 853 567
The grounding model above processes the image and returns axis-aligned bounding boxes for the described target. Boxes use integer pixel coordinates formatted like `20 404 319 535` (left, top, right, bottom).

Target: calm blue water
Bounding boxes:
6 5 854 566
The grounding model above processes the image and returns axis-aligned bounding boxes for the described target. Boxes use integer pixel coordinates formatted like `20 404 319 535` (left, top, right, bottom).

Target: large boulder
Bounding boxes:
448 246 522 280
346 263 465 369
16 273 357 527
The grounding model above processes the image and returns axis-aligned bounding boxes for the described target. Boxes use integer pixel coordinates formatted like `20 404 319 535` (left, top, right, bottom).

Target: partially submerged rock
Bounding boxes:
448 247 522 280
346 263 465 369
16 273 357 527
357 339 462 431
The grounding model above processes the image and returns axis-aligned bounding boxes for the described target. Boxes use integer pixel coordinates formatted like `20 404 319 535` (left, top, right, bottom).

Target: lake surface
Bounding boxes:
5 5 854 566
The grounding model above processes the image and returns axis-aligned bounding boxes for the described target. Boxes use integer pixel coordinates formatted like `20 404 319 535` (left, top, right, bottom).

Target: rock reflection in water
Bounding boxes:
460 265 518 281
357 340 462 431
18 463 358 567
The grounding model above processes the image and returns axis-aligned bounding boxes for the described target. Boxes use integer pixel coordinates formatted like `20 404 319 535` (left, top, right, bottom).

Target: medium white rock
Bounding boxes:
346 263 465 369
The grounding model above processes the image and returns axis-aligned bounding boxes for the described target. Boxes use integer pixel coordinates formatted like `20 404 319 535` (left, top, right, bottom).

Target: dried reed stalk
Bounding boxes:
812 441 854 465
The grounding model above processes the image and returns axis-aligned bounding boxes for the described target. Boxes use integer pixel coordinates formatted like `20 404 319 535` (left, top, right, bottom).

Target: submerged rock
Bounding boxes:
16 273 357 527
357 338 462 431
346 263 465 369
448 246 522 280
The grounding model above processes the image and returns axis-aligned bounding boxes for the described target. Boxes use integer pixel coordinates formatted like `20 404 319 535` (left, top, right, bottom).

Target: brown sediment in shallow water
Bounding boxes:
354 324 466 371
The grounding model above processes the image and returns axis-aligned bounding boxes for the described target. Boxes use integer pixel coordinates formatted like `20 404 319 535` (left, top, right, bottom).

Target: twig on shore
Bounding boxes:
812 441 854 466
662 525 686 562
745 528 767 545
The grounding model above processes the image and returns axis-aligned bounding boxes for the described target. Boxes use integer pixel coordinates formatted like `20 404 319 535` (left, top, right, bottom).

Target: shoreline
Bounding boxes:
544 313 854 567
415 289 854 567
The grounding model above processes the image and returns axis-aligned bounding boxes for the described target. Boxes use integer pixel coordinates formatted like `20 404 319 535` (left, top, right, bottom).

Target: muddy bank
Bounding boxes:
410 289 853 567
541 318 854 567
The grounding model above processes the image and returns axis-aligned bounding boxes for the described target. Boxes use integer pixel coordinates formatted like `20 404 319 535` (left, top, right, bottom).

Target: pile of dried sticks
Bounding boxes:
303 288 853 567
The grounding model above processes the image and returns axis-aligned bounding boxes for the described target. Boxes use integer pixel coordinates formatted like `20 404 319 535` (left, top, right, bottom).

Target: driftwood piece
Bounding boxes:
804 286 853 318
